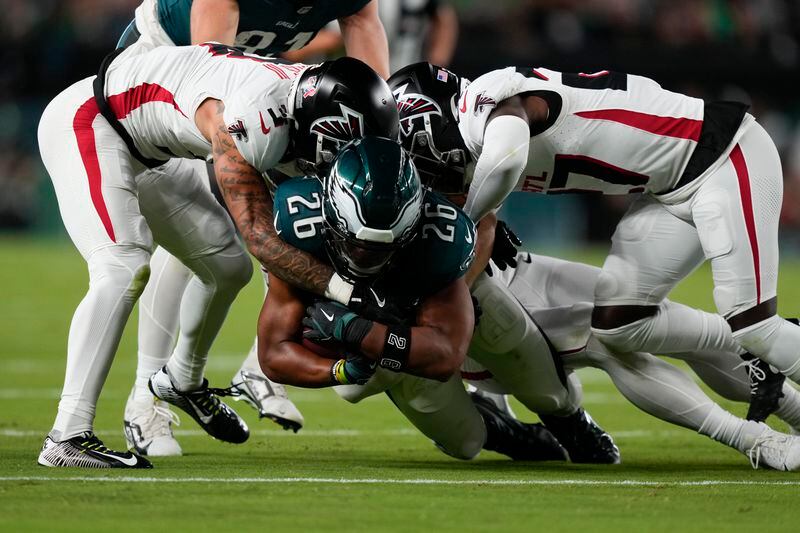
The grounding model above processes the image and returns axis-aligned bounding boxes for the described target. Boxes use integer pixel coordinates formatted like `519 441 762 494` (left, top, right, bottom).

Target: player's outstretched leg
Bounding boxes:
149 367 249 444
573 339 800 470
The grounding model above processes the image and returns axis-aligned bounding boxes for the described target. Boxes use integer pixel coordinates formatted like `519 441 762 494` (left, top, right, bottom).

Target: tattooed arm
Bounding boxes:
194 97 335 294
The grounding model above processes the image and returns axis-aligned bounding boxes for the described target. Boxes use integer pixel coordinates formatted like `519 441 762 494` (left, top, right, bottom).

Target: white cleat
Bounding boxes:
745 424 800 471
231 369 304 432
123 389 182 457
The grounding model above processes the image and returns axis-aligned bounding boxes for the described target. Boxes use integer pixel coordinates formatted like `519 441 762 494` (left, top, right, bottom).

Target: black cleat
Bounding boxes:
540 408 621 464
38 432 152 469
738 354 785 422
470 392 567 461
149 367 249 444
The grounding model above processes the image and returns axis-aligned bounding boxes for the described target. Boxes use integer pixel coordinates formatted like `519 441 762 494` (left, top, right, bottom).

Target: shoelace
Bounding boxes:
747 432 789 470
146 402 181 437
733 359 767 393
80 435 112 454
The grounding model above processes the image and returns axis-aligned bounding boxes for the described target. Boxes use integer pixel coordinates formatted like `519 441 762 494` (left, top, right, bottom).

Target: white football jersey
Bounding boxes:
102 44 307 173
457 67 706 194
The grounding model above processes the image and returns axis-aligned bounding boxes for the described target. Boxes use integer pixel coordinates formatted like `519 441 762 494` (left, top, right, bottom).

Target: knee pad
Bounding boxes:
187 242 253 292
470 276 529 354
87 246 151 300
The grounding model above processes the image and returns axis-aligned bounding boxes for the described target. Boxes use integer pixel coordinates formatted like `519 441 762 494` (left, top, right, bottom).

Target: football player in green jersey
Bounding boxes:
257 136 567 461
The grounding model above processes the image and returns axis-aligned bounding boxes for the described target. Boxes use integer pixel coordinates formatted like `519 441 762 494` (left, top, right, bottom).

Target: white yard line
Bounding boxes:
0 476 798 487
0 428 683 438
0 428 419 438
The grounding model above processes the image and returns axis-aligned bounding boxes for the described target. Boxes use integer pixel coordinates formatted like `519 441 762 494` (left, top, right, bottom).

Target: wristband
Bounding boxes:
378 325 412 372
331 359 349 385
324 273 354 305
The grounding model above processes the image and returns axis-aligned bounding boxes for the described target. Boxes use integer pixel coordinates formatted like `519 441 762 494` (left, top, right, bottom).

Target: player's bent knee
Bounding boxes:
435 429 484 460
87 246 152 300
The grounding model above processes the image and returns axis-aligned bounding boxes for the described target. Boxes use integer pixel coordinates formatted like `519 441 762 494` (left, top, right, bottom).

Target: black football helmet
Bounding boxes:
388 62 472 194
288 57 400 176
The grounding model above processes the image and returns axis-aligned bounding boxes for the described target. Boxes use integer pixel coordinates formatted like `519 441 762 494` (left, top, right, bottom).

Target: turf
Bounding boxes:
2 236 800 532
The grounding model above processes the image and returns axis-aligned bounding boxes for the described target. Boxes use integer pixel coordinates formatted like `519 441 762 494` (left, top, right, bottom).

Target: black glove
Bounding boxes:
348 281 406 324
302 301 373 350
487 220 522 274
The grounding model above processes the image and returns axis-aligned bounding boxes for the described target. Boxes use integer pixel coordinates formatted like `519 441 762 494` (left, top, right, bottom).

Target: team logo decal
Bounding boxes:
227 119 248 141
392 84 442 137
474 92 496 115
310 104 364 143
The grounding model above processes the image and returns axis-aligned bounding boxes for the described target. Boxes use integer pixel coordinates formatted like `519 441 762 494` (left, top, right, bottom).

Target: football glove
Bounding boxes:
342 355 377 385
487 219 522 274
303 301 373 350
348 281 407 324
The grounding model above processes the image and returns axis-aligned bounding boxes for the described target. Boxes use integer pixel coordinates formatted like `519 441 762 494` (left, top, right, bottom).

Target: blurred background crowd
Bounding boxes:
3 0 800 249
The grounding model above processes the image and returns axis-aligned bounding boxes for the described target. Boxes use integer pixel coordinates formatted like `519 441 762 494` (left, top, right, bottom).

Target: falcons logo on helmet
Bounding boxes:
310 104 364 144
474 92 496 115
392 84 443 137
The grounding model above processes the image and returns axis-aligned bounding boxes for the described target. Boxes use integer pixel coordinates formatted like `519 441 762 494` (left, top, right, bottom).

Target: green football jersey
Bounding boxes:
156 0 369 56
274 177 475 307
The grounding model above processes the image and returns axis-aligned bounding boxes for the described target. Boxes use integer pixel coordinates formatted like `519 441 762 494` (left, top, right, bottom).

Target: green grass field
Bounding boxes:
2 236 800 532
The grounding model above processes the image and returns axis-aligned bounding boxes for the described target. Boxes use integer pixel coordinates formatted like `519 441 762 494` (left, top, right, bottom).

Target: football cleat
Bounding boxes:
148 367 249 444
735 354 785 422
746 423 800 471
540 408 621 464
123 389 182 456
230 369 304 432
38 432 152 469
470 392 567 461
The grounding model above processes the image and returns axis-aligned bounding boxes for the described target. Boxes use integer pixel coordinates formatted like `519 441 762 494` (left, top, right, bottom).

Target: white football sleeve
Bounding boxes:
463 115 530 222
222 92 290 174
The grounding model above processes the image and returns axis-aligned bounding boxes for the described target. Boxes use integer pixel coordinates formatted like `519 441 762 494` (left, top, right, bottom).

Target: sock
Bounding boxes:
239 337 263 373
698 407 764 453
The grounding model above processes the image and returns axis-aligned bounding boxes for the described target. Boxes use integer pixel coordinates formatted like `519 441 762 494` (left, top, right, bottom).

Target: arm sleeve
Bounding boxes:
222 92 290 174
463 115 530 222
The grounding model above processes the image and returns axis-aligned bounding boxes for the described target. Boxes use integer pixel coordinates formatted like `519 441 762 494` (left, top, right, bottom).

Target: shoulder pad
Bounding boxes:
398 191 475 295
223 90 290 173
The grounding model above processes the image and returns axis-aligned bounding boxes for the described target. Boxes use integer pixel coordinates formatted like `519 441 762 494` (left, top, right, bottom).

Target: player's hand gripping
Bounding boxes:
347 281 406 324
303 301 374 351
488 219 522 273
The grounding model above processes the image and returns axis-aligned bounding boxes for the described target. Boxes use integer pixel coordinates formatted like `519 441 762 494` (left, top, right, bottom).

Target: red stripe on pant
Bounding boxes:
730 144 760 303
73 97 116 242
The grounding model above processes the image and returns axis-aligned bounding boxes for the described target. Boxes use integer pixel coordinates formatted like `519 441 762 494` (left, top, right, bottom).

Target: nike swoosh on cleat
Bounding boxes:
188 401 213 425
259 112 271 134
369 288 385 308
91 449 139 467
322 309 335 322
